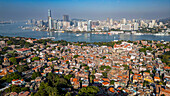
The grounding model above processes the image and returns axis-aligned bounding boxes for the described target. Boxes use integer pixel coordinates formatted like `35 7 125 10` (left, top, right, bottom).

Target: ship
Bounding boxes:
54 31 64 33
76 34 82 36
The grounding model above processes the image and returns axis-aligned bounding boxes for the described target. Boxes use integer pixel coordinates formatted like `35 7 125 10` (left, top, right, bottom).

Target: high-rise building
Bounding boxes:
48 9 52 30
133 23 138 30
63 15 69 21
121 18 126 24
107 18 110 23
27 19 32 24
110 18 113 25
87 20 92 31
53 20 57 29
48 9 51 17
149 22 153 28
120 24 131 30
32 19 36 25
37 20 44 27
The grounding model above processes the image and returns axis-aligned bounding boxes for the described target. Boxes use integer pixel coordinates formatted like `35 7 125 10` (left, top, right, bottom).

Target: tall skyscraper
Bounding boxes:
63 15 69 21
121 18 126 24
48 9 52 30
87 20 92 31
133 23 138 30
48 9 51 17
107 17 110 23
110 18 113 25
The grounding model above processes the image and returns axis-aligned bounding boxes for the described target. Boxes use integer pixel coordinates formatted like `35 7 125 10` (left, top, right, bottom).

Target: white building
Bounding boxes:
120 24 131 30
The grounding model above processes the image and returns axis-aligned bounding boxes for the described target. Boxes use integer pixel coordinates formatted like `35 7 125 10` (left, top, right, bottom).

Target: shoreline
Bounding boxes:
35 30 170 36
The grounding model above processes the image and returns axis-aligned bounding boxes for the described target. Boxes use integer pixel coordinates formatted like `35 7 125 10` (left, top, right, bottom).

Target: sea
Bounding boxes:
0 21 170 42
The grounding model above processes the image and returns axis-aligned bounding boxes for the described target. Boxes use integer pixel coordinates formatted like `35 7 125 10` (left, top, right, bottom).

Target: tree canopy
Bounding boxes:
78 86 99 96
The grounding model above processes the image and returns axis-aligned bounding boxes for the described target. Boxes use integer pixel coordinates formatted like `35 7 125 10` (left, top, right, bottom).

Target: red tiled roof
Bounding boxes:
16 48 30 52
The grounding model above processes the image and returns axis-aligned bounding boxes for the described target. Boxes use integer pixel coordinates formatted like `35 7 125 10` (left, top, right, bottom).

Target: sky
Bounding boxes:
0 0 170 21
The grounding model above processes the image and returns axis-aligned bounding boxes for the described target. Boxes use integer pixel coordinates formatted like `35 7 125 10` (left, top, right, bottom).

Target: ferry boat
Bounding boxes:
54 31 64 33
76 34 82 36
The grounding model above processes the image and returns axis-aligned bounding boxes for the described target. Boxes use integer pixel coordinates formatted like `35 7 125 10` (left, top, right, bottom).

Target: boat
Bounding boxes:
76 34 82 36
22 27 32 30
54 31 64 33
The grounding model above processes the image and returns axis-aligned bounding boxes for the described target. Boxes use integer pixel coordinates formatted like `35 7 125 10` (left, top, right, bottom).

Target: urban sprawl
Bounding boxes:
0 35 170 96
25 9 170 36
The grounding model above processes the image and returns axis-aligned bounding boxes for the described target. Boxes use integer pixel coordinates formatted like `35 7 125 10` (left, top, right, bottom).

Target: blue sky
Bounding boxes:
0 0 170 20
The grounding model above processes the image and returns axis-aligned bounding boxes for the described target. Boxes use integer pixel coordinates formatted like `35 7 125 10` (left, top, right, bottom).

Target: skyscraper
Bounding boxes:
48 9 51 17
48 9 52 30
107 17 110 23
63 15 69 21
121 18 126 24
133 23 138 30
87 20 92 31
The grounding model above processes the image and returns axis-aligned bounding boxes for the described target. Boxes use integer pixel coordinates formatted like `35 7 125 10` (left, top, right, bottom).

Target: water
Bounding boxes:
0 21 170 42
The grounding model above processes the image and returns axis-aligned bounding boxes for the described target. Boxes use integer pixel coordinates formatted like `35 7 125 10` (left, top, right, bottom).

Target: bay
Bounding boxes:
0 21 170 42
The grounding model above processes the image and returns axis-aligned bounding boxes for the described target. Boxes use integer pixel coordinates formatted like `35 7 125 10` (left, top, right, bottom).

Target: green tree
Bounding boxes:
21 87 29 91
73 55 79 58
110 80 115 85
34 89 48 96
102 56 106 59
64 74 73 80
1 72 21 83
65 92 71 96
102 72 107 78
9 57 17 64
32 72 41 79
7 40 13 45
78 86 99 96
45 86 59 96
31 57 40 61
16 65 29 73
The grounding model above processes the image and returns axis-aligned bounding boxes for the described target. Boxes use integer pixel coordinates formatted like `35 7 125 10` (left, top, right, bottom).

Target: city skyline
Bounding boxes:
0 0 170 21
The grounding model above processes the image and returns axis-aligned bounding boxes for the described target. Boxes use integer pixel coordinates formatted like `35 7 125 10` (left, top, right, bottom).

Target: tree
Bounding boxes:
102 72 107 78
39 82 49 90
92 70 96 75
85 66 89 70
16 65 29 73
139 48 146 53
73 55 79 58
31 57 40 61
7 40 13 45
34 89 48 96
1 72 21 83
102 56 106 59
78 86 99 96
110 80 115 85
21 87 29 91
100 65 111 71
146 47 153 51
32 72 41 79
64 74 73 80
5 85 22 93
9 57 17 64
123 64 128 70
65 92 71 96
45 86 59 96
